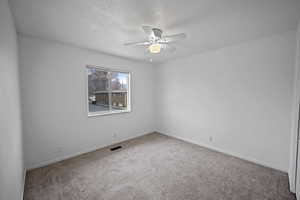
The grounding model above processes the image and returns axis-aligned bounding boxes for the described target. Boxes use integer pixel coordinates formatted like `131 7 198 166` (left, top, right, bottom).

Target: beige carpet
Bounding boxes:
24 133 296 200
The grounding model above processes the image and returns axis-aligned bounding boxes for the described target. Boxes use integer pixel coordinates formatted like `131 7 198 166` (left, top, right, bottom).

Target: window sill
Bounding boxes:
88 109 131 117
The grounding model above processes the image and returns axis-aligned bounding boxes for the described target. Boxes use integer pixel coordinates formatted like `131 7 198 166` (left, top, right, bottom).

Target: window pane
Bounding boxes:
87 67 130 116
88 67 110 113
111 92 128 111
111 72 129 91
89 93 110 112
88 68 109 92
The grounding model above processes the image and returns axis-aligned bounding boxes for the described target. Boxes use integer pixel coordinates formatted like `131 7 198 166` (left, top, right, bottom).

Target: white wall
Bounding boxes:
0 0 24 199
289 20 300 194
156 31 296 172
19 35 155 169
296 20 300 197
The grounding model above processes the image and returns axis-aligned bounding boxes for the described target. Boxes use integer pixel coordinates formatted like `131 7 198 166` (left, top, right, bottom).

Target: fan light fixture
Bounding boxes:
124 26 186 54
149 43 161 53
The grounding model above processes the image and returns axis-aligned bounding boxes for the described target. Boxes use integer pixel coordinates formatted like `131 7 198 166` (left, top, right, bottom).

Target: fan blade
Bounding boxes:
167 45 176 53
124 41 150 46
163 44 176 53
162 33 186 43
142 26 153 35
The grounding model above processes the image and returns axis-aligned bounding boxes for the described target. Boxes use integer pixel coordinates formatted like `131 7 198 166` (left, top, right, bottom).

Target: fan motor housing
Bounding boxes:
151 28 162 40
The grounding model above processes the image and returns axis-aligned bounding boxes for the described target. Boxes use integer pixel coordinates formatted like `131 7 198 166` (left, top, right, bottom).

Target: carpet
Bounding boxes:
24 132 296 200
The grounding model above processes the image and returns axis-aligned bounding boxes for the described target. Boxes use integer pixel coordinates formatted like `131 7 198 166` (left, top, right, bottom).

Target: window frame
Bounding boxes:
86 65 131 117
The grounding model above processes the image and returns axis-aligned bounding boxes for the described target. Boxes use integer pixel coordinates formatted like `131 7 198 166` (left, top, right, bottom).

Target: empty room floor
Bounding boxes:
24 133 296 200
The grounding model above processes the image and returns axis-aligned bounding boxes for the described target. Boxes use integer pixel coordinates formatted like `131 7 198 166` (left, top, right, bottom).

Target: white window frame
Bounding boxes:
86 65 131 117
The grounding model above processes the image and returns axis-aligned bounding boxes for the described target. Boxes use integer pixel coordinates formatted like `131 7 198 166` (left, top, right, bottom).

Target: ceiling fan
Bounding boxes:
124 26 186 54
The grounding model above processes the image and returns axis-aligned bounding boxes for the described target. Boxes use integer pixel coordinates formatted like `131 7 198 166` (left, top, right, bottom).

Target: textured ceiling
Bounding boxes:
9 0 300 63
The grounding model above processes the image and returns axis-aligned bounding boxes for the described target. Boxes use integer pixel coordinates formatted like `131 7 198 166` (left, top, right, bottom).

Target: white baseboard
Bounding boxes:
289 172 296 193
27 131 154 170
21 167 26 199
159 132 286 173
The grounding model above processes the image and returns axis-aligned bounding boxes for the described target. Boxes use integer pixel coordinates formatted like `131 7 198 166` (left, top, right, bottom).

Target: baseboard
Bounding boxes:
27 143 111 170
159 132 287 173
21 167 26 199
289 172 296 193
27 131 154 170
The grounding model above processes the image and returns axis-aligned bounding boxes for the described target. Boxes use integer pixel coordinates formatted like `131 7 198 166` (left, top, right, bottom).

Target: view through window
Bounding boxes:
87 66 130 116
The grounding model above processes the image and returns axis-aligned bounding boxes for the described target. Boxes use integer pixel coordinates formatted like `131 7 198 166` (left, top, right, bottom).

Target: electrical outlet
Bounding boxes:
209 136 213 142
113 133 117 140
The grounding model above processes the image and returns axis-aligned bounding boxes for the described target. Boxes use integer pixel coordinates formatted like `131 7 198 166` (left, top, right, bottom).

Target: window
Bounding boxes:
87 66 131 116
